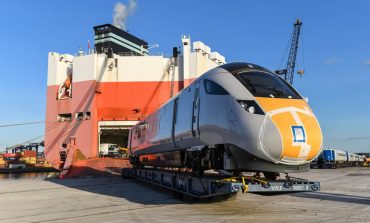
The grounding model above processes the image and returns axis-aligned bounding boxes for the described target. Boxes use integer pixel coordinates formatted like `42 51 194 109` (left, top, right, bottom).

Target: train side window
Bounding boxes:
204 80 229 95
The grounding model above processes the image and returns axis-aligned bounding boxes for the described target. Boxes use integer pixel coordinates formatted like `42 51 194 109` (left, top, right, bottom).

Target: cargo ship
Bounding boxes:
45 24 226 177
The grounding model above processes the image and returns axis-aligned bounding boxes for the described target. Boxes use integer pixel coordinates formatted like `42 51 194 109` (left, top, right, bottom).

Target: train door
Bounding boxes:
192 81 200 137
172 98 179 147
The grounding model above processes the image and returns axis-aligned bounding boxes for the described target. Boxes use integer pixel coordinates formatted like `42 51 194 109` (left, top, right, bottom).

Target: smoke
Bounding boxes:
365 59 370 68
324 58 340 65
113 0 137 31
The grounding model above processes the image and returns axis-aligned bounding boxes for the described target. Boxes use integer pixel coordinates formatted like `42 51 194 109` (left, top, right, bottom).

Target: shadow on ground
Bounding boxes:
290 191 370 205
45 166 237 205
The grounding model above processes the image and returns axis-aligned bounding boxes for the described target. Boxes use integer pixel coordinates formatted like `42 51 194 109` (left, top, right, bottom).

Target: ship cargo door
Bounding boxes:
98 121 138 157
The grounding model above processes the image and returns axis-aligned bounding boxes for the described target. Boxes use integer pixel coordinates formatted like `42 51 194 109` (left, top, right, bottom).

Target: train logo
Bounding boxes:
232 185 241 192
292 126 306 143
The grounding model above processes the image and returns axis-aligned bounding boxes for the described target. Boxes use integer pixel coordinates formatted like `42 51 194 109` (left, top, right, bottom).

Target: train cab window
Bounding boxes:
235 71 301 99
204 80 229 95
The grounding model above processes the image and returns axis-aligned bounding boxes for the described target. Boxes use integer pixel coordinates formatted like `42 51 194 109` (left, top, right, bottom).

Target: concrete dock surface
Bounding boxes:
0 168 369 223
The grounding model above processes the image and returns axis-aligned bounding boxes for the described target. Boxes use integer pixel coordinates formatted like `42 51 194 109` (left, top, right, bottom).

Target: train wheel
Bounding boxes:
193 168 204 177
263 172 280 180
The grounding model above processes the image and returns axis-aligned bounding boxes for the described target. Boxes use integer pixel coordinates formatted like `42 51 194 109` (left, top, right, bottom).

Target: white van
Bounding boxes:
99 143 117 156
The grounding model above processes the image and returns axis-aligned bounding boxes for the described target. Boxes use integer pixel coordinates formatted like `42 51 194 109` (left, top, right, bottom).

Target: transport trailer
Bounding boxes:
122 168 320 199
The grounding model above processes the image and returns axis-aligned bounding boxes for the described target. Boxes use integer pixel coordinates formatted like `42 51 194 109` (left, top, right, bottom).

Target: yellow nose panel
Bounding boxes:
256 97 323 162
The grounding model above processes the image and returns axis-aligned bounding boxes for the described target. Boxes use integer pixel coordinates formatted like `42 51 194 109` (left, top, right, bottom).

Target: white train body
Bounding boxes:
333 150 348 163
129 63 323 173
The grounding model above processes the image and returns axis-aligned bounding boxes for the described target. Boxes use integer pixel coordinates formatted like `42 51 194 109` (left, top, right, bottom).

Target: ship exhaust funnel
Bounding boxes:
94 24 148 56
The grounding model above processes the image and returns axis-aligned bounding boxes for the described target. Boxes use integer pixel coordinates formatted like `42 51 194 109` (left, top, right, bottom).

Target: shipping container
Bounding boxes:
23 150 37 158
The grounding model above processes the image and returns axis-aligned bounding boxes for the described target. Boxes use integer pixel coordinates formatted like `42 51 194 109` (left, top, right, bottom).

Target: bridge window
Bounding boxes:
57 113 72 122
85 112 91 120
75 112 84 120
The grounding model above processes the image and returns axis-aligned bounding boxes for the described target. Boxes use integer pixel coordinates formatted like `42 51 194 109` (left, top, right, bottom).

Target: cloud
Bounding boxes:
346 137 370 140
324 58 340 65
365 59 370 68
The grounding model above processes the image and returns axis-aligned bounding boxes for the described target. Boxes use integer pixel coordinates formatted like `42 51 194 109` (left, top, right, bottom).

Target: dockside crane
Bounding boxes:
275 19 304 85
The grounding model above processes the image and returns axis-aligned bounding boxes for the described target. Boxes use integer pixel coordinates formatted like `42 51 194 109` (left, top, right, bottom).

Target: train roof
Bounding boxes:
219 62 273 74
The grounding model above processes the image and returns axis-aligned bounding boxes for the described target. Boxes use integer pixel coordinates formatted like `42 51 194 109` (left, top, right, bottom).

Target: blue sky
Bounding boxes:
0 0 369 153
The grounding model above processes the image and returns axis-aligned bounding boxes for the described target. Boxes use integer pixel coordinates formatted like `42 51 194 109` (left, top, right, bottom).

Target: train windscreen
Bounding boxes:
235 71 302 99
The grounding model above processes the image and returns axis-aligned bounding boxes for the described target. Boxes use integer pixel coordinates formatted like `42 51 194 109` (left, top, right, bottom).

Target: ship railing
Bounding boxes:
75 50 165 57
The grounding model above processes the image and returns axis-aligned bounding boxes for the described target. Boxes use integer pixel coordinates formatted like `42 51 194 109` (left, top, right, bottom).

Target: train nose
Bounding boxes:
259 116 284 161
257 98 323 164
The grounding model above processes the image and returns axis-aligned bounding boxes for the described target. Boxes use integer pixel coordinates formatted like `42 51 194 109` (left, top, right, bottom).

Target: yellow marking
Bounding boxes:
256 97 323 161
241 177 248 193
220 176 249 193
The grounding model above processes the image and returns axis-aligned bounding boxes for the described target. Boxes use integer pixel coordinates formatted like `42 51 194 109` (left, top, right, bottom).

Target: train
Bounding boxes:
128 62 323 179
311 148 367 168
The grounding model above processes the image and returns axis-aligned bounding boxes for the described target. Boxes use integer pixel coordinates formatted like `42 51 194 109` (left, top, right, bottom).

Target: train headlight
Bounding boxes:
237 100 264 115
248 106 255 114
239 101 248 109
